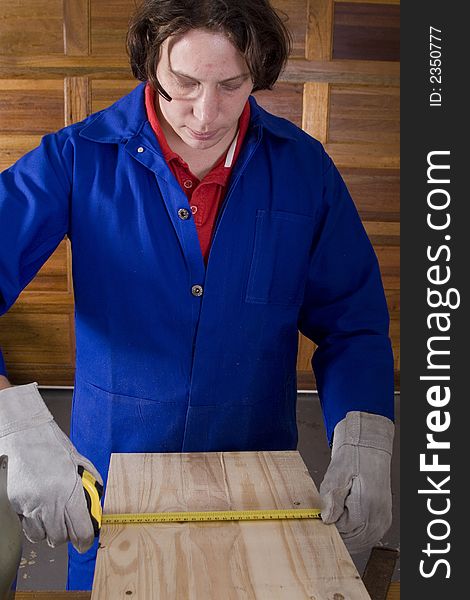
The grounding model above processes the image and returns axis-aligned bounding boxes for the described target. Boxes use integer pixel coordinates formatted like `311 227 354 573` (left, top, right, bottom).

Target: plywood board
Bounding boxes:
92 451 371 599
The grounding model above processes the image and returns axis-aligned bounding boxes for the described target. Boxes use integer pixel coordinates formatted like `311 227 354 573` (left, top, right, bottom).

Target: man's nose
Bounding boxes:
192 88 219 127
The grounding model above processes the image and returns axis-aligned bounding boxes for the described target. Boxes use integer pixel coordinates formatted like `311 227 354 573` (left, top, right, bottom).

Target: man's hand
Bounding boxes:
319 411 394 555
0 382 102 553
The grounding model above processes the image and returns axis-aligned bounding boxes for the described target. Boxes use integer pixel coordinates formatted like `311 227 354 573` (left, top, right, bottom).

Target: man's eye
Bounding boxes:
221 84 241 91
177 80 197 88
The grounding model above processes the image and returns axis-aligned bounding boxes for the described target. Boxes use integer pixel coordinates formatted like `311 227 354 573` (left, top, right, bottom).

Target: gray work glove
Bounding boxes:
320 410 394 554
0 382 102 553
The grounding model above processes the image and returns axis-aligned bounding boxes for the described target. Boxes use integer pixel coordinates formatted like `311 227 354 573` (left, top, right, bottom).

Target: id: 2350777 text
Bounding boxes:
429 26 443 107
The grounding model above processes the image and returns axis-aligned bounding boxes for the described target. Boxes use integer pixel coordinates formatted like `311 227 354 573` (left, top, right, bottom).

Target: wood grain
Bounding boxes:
335 0 400 4
65 77 91 125
0 56 399 86
0 80 64 134
0 135 43 171
92 451 371 599
333 2 400 62
0 312 74 366
12 585 402 599
64 0 90 56
306 0 333 60
328 85 399 146
302 82 330 143
13 586 401 599
324 142 399 169
0 0 63 56
271 0 309 59
254 83 304 127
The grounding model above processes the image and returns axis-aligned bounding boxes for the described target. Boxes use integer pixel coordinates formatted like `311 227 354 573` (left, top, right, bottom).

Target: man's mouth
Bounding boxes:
187 128 218 141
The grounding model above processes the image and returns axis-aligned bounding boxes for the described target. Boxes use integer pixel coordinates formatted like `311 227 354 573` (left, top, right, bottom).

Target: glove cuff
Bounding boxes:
0 382 53 437
332 411 394 455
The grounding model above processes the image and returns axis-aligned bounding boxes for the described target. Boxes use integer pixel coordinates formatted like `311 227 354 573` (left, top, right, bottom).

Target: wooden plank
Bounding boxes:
333 2 400 62
92 451 371 599
90 79 140 112
303 82 330 143
340 167 400 222
264 0 310 59
328 84 399 147
386 582 400 599
0 134 44 170
0 0 63 56
325 141 399 169
63 0 91 56
0 312 75 366
64 77 90 125
335 0 400 5
13 588 400 599
254 83 304 127
91 0 308 60
0 56 399 86
0 80 64 134
306 0 333 60
283 58 399 85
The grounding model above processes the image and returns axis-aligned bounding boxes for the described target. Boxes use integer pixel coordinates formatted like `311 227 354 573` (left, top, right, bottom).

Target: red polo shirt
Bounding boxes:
144 83 250 264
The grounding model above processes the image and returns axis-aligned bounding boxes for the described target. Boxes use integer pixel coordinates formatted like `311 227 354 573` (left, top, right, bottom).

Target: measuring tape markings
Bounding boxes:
101 508 322 525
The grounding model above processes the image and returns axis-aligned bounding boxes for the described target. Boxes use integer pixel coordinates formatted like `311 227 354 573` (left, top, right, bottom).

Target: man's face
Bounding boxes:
155 28 254 151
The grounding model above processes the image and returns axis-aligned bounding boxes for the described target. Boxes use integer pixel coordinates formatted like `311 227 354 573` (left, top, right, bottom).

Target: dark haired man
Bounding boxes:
0 0 395 590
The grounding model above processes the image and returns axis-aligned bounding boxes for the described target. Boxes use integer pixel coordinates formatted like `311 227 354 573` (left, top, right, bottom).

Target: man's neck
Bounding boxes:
164 129 237 180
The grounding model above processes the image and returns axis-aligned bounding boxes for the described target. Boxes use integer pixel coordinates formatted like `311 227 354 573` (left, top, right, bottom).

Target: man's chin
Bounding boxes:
182 134 222 150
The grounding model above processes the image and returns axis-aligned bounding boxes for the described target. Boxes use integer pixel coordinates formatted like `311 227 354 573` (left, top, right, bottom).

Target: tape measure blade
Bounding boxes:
101 508 321 525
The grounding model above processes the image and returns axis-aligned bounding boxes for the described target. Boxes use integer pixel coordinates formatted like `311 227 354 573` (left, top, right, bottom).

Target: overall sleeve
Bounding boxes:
297 152 394 443
0 132 72 376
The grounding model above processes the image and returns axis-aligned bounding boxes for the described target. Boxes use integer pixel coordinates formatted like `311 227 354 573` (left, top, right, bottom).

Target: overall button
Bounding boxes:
191 285 203 297
178 208 190 220
137 146 145 153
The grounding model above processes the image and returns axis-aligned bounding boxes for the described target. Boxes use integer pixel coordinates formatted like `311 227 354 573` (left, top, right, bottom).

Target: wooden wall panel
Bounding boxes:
0 136 42 171
0 0 63 55
297 0 400 389
328 84 399 145
306 0 333 61
0 0 400 391
340 168 399 221
0 80 64 134
254 83 304 128
333 2 400 62
271 0 309 59
90 0 133 56
64 0 91 56
1 311 75 386
90 80 139 112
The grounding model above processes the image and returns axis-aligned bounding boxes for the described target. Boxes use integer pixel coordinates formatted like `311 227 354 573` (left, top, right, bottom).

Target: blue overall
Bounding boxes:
0 83 394 589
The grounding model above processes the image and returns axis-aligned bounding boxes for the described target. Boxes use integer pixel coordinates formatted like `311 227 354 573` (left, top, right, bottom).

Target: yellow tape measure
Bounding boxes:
101 508 322 525
80 469 321 531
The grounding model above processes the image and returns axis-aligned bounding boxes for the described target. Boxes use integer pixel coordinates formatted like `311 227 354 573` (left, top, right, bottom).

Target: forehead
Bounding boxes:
160 28 248 80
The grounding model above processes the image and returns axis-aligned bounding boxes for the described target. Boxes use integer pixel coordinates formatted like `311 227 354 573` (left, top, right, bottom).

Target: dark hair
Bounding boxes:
126 0 292 101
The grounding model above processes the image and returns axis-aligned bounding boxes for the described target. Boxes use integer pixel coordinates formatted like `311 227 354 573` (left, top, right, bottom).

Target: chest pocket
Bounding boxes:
246 210 314 306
